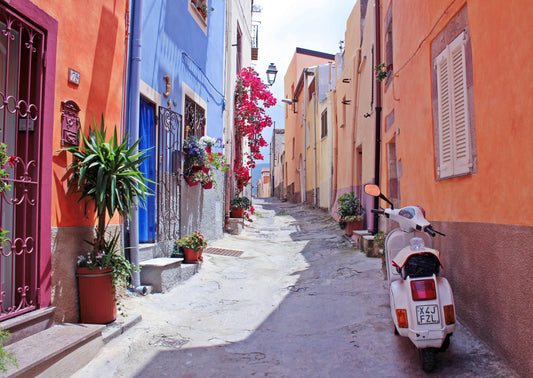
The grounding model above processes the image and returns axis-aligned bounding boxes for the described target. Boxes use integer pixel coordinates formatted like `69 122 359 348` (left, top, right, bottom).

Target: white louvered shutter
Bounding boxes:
435 32 471 179
436 48 453 179
449 33 471 175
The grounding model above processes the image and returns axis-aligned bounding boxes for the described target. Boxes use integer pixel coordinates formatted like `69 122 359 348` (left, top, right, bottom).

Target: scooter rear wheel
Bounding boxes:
420 348 436 373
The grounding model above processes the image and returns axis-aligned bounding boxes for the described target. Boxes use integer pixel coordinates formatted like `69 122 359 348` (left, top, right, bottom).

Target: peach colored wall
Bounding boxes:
381 1 533 375
284 50 336 202
34 1 127 228
335 5 361 193
382 0 533 226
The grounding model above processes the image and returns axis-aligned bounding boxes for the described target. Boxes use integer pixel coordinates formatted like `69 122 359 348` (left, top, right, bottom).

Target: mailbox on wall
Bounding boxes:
61 100 80 146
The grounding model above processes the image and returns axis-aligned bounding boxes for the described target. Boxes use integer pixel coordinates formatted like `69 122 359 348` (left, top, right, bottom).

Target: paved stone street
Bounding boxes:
73 198 516 377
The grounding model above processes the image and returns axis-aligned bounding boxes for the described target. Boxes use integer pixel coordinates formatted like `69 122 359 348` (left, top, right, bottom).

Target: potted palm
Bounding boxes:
62 115 151 323
176 231 207 263
337 192 365 237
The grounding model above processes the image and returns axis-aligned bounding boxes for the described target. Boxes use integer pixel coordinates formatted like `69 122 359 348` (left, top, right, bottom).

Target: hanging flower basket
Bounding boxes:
185 175 199 187
202 180 213 189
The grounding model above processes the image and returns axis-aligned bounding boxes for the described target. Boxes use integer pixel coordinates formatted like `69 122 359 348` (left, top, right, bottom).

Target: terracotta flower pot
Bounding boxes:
77 267 117 324
183 247 201 263
345 220 363 237
230 206 245 218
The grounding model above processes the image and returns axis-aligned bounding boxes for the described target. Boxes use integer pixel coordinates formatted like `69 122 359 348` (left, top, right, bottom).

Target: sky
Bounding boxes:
253 0 358 161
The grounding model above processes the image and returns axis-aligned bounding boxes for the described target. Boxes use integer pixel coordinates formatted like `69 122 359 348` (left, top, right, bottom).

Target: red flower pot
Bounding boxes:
185 176 199 187
230 206 245 218
201 166 210 174
77 267 117 324
183 247 201 263
202 180 213 189
345 220 363 237
192 165 203 173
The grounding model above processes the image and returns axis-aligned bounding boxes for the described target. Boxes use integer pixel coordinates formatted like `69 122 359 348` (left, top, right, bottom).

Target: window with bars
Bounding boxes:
184 95 205 138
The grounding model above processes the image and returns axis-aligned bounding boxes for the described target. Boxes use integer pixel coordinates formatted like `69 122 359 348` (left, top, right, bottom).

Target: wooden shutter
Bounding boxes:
436 48 453 178
436 32 470 179
449 33 471 175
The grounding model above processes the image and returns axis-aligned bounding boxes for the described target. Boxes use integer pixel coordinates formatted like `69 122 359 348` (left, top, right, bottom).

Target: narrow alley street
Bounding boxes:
73 199 516 378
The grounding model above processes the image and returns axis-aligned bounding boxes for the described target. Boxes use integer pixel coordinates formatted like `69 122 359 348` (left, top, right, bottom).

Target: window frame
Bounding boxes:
431 6 476 181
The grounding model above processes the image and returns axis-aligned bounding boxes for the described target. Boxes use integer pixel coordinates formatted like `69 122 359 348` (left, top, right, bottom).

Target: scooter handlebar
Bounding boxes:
424 225 446 237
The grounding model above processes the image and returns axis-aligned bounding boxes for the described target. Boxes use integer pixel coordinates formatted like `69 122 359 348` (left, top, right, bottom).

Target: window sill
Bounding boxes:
188 1 207 34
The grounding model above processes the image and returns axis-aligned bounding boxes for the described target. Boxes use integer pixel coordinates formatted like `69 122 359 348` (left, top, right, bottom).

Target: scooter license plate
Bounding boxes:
416 305 440 325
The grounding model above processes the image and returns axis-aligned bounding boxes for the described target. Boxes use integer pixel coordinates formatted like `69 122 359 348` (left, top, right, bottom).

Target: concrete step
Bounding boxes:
139 257 200 293
5 323 105 378
1 307 55 346
362 235 375 254
351 230 371 249
139 243 157 262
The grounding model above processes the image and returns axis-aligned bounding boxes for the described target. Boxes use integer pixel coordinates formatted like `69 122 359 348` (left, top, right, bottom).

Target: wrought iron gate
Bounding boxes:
157 107 182 253
0 6 45 320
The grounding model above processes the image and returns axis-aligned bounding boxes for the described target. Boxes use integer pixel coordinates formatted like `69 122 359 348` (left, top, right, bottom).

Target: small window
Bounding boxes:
184 95 205 138
432 24 476 180
321 110 327 138
384 4 394 88
188 0 208 33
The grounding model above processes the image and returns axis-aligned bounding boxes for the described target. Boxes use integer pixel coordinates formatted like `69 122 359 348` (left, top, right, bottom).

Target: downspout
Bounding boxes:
302 70 308 203
312 90 317 208
373 0 382 234
127 0 147 294
351 49 361 191
332 88 338 210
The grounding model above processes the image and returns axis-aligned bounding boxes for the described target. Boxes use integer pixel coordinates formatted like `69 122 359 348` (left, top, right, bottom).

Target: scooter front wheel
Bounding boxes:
420 348 436 373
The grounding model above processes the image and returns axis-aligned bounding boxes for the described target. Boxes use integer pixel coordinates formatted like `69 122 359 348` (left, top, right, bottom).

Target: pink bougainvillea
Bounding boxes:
234 67 276 191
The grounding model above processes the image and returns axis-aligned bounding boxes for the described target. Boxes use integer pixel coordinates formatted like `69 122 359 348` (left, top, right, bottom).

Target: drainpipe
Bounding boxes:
302 70 308 204
127 0 147 294
312 87 317 208
373 0 382 235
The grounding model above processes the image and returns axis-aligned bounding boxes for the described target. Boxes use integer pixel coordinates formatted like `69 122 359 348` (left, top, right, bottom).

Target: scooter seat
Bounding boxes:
392 246 442 269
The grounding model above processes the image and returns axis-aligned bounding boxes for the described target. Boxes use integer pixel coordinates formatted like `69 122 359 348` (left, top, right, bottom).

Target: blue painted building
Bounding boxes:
127 0 227 258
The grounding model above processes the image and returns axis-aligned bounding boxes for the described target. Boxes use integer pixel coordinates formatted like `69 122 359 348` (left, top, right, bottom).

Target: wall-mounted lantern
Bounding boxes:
61 100 80 146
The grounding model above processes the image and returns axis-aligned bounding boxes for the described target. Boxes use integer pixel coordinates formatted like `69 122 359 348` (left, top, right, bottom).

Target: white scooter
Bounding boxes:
364 184 456 372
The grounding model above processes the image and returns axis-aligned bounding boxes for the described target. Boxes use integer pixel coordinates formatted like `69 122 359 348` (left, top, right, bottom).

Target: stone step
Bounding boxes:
351 230 371 249
139 257 200 293
1 307 55 346
4 323 105 377
362 235 375 254
139 243 157 262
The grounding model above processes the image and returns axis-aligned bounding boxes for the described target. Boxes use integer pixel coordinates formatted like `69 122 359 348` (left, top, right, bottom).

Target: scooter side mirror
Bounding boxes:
364 183 395 209
364 184 381 197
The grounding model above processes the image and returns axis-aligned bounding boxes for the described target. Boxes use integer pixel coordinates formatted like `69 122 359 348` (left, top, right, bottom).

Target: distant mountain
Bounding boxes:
251 162 269 196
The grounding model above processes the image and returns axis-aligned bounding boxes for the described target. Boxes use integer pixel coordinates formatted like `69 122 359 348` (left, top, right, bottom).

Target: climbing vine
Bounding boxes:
234 67 276 191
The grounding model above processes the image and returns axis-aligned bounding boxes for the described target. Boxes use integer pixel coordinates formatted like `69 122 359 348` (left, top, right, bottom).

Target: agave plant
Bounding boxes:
62 115 152 257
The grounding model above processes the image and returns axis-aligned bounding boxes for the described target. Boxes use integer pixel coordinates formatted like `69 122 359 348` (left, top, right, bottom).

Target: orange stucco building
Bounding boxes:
0 0 127 326
375 0 533 375
285 0 533 374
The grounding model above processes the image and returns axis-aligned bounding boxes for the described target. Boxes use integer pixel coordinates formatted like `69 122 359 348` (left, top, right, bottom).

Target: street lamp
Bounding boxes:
266 63 278 86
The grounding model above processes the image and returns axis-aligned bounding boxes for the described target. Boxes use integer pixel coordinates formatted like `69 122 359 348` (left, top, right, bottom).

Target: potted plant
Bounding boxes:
176 231 207 263
191 170 213 189
183 136 207 186
62 115 151 323
230 195 251 218
337 192 365 237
